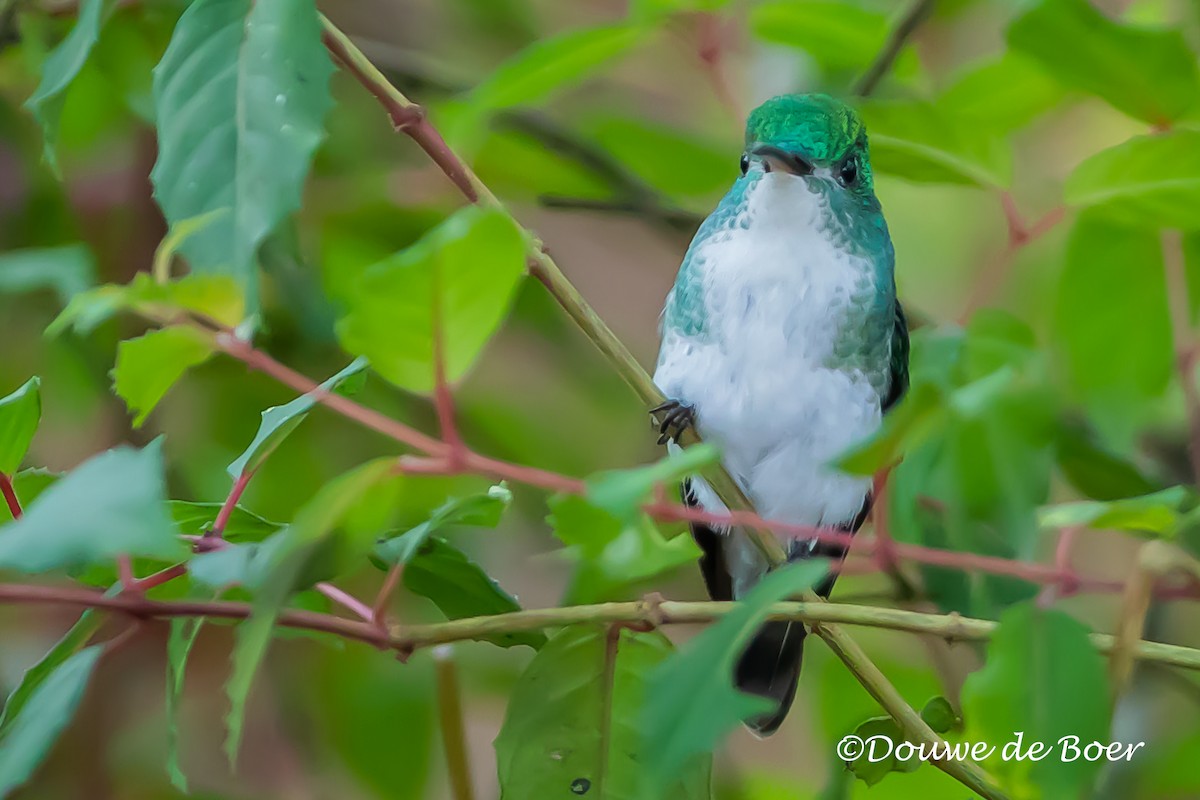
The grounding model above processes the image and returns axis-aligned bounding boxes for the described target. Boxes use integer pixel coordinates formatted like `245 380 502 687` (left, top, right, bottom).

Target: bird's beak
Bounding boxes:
750 144 814 177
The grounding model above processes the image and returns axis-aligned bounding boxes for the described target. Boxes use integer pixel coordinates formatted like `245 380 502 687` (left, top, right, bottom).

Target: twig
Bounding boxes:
372 564 404 626
434 646 476 800
0 472 21 519
852 0 936 97
316 582 376 624
210 469 254 539
1161 229 1200 485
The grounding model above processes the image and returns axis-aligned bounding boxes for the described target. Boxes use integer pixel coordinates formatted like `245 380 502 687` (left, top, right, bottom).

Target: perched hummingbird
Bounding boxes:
653 94 909 734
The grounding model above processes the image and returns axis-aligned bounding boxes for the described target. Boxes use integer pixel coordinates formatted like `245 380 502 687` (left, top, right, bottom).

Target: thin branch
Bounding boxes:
852 0 937 97
211 468 254 539
434 646 476 800
1161 229 1200 485
0 472 21 519
316 582 376 624
957 203 1065 322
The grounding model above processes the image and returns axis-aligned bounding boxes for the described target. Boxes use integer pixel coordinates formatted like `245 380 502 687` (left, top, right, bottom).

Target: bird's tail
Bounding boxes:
735 613 807 735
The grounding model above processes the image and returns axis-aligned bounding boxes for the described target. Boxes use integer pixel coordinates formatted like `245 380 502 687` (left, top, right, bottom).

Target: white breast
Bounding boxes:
655 173 881 534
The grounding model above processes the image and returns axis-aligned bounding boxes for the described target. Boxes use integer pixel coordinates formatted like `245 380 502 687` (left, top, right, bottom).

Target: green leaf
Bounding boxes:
1065 131 1200 230
629 0 730 22
859 99 1012 188
1037 486 1189 535
0 378 41 475
0 646 103 796
939 53 1066 133
168 500 282 541
0 610 102 733
642 561 828 789
845 716 919 786
337 206 526 394
584 116 733 198
962 602 1111 798
0 440 186 571
918 696 958 733
0 245 95 303
1054 422 1159 501
400 536 546 649
224 458 398 765
165 615 205 791
23 0 106 173
0 470 60 525
750 2 911 74
374 483 512 567
48 273 244 338
584 444 718 521
1008 0 1199 125
111 326 214 427
837 382 944 475
151 0 334 314
465 25 645 112
226 357 369 478
496 626 710 800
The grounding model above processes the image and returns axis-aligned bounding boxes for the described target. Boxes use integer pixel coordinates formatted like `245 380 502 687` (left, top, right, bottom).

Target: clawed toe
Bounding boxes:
650 399 695 445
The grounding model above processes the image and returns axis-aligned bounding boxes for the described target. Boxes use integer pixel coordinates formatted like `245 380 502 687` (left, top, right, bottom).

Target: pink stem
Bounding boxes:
317 582 376 623
211 469 254 539
0 473 21 519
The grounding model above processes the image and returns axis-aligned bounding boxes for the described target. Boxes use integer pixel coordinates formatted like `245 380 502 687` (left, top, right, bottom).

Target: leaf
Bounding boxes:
859 99 1012 188
496 626 710 800
165 615 205 791
938 53 1066 133
641 560 828 789
1008 0 1199 125
918 696 958 733
1064 131 1200 230
1037 486 1189 535
0 245 95 303
0 440 186 571
226 357 369 478
0 610 102 733
845 716 919 786
0 646 103 796
224 458 398 765
401 536 545 649
837 382 944 475
465 25 645 112
374 483 512 567
584 444 718 521
0 378 41 475
111 326 214 427
962 602 1111 798
750 2 912 74
584 116 733 198
151 0 334 314
48 273 244 337
0 470 60 525
23 0 106 173
337 207 526 394
168 500 282 541
629 0 731 22
1054 421 1159 501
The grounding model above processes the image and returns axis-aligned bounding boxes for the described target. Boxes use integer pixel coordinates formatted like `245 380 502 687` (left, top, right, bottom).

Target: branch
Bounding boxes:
852 0 936 97
1161 229 1200 484
0 472 22 519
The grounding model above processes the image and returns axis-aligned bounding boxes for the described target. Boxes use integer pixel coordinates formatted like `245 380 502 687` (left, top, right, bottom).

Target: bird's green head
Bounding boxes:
742 93 874 198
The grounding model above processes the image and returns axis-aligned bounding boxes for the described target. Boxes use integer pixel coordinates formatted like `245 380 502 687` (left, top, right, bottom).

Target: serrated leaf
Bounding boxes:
0 609 103 733
401 536 545 649
112 326 214 427
0 378 41 475
1008 0 1199 125
337 207 526 394
0 245 95 303
584 444 718 521
1065 131 1200 230
23 0 106 173
374 483 511 567
166 615 205 791
48 273 244 337
859 100 1012 188
227 357 368 478
642 561 828 789
151 0 334 314
1037 486 1189 535
496 626 710 800
962 602 1111 798
0 440 186 571
0 646 103 796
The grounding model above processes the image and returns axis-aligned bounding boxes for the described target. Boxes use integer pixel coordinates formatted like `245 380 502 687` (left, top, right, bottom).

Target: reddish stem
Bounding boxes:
211 469 254 539
372 564 404 627
117 556 136 591
317 582 377 624
0 473 21 519
133 563 188 593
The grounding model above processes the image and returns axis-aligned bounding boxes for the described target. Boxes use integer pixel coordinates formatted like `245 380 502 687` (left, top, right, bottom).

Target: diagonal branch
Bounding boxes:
852 0 937 97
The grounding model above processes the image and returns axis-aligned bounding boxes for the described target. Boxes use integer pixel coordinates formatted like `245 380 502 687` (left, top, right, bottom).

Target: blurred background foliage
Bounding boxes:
1 0 1200 798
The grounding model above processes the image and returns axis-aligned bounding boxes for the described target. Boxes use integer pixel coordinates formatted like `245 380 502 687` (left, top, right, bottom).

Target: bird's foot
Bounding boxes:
650 399 695 445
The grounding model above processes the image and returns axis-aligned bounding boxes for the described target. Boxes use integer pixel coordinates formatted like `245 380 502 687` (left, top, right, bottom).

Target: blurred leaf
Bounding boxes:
0 245 95 303
224 458 397 764
1008 0 1198 125
0 609 102 733
918 696 957 733
48 273 244 337
860 100 1011 188
337 207 526 394
0 646 103 796
165 615 205 791
168 500 282 541
0 378 41 475
0 470 60 525
189 534 284 591
630 0 731 22
1037 486 1189 534
111 326 214 427
751 2 913 74
939 52 1066 133
1065 131 1200 230
585 444 718 521
23 0 106 173
374 483 512 567
846 716 918 786
1054 422 1159 501
642 561 827 789
585 116 733 198
465 24 645 112
837 382 944 475
151 0 334 315
401 536 546 649
497 626 710 799
226 357 369 478
0 440 186 571
962 602 1111 797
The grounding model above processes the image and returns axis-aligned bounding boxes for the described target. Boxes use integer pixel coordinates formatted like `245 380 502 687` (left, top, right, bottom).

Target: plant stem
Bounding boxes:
0 472 21 519
434 646 475 800
852 0 937 97
1162 229 1200 485
211 469 254 539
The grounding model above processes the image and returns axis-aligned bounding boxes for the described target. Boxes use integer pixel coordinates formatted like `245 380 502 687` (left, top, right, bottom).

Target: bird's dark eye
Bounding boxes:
739 154 750 175
839 157 859 186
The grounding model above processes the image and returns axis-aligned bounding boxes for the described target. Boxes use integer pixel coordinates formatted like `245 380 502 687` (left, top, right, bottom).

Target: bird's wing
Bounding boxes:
882 299 910 415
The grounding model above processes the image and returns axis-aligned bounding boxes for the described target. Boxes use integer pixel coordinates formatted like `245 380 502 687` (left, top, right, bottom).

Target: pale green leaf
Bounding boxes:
112 326 214 427
166 615 205 791
0 378 41 475
374 483 511 567
48 273 244 337
0 609 102 734
584 444 718 521
0 245 95 303
168 500 282 541
1037 486 1189 534
939 53 1066 133
751 1 910 74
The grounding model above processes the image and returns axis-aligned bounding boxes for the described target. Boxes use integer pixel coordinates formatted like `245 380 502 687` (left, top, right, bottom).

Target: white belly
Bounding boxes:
654 173 882 533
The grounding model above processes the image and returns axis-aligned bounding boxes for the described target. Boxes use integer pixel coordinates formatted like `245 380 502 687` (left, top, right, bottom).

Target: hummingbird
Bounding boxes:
652 94 909 735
